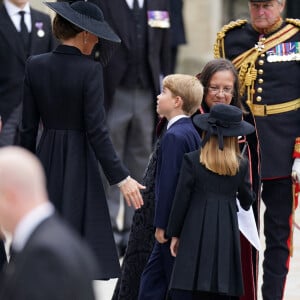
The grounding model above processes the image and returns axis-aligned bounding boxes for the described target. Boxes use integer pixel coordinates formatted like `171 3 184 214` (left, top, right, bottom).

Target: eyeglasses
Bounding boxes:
208 86 233 96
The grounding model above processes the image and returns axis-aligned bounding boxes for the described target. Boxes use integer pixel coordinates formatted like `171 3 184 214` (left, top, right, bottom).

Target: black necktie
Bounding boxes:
19 11 29 53
133 0 140 20
133 0 139 9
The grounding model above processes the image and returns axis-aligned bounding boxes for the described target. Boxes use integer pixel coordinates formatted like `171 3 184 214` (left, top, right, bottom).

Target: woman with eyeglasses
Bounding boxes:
196 58 260 300
197 59 242 112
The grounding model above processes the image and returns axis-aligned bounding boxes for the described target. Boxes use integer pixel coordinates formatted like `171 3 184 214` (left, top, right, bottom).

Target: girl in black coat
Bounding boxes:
196 59 260 300
167 104 255 299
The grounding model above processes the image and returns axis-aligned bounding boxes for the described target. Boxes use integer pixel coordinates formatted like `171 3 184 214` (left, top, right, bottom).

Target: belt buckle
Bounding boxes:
253 104 267 116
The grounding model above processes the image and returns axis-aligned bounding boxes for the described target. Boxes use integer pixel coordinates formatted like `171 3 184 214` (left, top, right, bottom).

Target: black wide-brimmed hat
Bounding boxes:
44 1 121 65
193 104 255 150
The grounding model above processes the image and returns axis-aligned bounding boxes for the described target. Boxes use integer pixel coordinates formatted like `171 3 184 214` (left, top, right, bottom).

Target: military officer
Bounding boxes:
214 1 300 300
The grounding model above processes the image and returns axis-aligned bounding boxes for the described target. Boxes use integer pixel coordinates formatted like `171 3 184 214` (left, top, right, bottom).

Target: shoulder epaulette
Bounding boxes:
286 18 300 28
216 19 248 39
214 19 248 58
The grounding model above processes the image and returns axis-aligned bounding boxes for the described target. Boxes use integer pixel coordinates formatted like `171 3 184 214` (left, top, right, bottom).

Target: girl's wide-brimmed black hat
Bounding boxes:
193 104 255 150
44 1 121 65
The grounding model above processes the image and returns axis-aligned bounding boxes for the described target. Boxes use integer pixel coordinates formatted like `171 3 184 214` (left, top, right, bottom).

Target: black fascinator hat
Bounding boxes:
193 104 255 150
44 1 121 65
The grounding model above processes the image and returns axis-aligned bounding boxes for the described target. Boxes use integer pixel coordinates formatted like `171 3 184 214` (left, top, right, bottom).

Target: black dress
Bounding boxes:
166 150 255 297
112 119 167 300
20 45 129 279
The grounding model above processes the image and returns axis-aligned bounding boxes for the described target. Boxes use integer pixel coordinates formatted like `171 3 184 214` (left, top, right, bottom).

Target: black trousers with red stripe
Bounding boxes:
261 178 293 300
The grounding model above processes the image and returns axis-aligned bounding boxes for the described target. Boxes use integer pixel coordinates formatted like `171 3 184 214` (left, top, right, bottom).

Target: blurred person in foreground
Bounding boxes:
0 146 97 300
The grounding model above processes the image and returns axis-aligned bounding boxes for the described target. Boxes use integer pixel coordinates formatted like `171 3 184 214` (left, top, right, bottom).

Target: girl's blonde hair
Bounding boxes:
200 135 241 176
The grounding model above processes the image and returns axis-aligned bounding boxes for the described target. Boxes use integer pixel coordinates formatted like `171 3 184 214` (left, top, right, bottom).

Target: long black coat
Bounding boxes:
20 45 129 279
112 118 167 300
197 105 261 300
0 4 56 125
166 150 255 297
0 215 97 300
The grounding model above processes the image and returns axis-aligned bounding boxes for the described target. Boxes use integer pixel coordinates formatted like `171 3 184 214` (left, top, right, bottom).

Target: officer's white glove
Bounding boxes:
292 158 300 182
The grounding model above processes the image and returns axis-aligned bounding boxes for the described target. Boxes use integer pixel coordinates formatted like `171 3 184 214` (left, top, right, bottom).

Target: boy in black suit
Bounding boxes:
138 74 203 300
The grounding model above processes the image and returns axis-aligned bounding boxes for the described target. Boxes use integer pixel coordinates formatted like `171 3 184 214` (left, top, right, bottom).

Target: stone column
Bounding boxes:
176 0 223 75
30 0 44 11
30 0 54 17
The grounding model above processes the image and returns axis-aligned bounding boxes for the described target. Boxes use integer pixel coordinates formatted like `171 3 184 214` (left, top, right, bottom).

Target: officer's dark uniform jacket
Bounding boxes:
214 18 300 179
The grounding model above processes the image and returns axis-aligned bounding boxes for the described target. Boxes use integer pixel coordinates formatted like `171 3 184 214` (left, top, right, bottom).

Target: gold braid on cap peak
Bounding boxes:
214 19 248 59
286 18 300 28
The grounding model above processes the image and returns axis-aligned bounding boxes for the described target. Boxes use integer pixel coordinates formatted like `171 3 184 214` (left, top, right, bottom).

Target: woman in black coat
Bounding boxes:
167 104 255 299
20 1 144 280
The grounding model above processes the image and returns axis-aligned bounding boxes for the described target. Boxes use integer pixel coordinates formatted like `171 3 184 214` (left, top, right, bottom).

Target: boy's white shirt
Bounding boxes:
167 115 189 130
